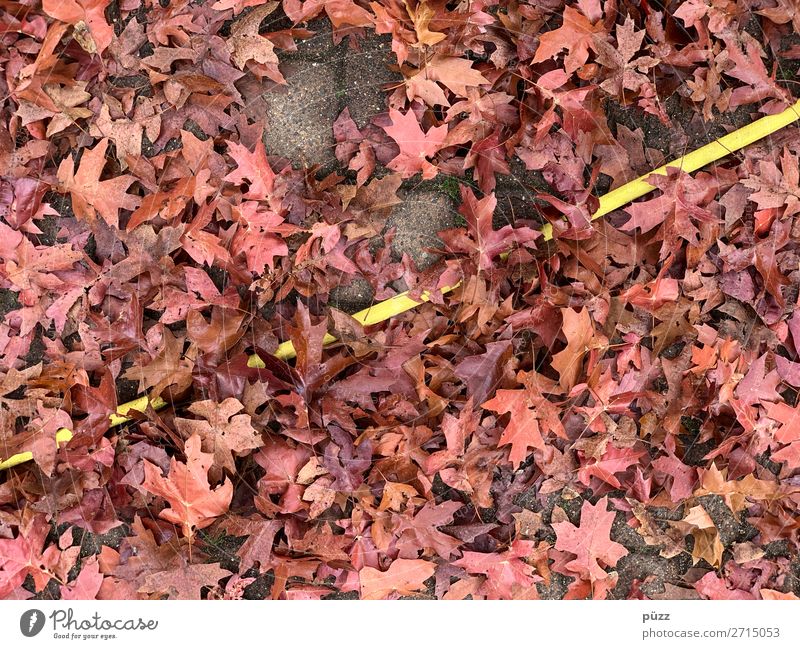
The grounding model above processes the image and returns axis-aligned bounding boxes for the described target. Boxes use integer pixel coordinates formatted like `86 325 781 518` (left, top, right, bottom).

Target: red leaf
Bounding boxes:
551 307 597 391
532 6 605 74
482 389 546 469
174 398 262 475
141 434 233 538
577 445 646 489
694 571 755 600
56 138 140 228
396 501 462 559
453 540 541 599
224 138 276 201
651 453 698 501
381 108 447 179
42 0 114 54
230 202 292 274
552 497 628 582
138 563 232 600
0 514 60 598
359 559 435 599
61 557 103 600
762 400 800 445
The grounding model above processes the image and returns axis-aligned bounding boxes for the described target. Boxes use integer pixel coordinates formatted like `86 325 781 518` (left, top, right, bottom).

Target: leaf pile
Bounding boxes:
2 0 800 600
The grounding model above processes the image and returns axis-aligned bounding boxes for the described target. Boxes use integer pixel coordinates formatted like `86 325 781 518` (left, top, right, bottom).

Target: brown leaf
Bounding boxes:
228 3 280 70
551 307 597 391
138 563 232 600
175 398 262 475
359 558 435 599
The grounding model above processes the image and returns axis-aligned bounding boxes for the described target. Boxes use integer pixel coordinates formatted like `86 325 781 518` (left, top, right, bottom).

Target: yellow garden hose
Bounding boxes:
2 99 799 471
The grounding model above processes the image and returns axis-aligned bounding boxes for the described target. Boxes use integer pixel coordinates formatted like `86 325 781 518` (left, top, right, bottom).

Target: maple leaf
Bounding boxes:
230 201 295 274
223 517 283 572
212 0 267 13
771 442 800 472
621 168 719 260
620 276 681 312
757 0 800 33
552 497 628 582
88 104 152 168
465 131 512 194
761 401 800 445
741 147 800 218
454 341 513 405
56 138 141 229
482 389 545 469
141 434 233 538
592 16 659 97
0 403 74 475
1 228 83 305
325 0 374 29
721 32 790 108
381 108 447 179
651 452 698 501
7 0 800 607
127 176 196 231
695 465 780 513
61 557 103 600
694 571 755 600
122 327 194 399
182 201 232 267
359 559 435 599
442 186 539 270
532 5 605 74
187 306 246 356
42 82 93 138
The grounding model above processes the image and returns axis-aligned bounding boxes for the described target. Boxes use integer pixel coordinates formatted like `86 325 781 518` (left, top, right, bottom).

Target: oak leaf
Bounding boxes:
406 55 489 105
453 540 542 599
551 307 597 391
359 559 435 599
577 445 646 489
228 2 282 82
591 17 658 97
532 5 605 74
56 138 140 229
141 434 233 538
42 0 114 54
175 398 262 475
138 563 232 600
0 513 61 598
